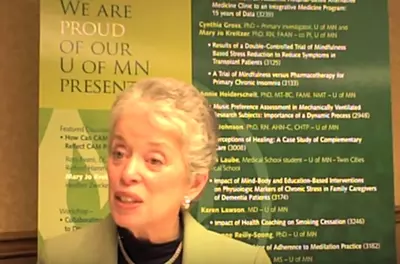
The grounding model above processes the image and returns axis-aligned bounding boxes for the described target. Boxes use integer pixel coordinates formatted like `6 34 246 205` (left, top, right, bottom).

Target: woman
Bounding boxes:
39 77 272 264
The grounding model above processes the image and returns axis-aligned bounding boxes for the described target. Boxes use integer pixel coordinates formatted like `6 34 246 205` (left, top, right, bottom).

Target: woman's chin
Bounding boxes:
111 208 145 228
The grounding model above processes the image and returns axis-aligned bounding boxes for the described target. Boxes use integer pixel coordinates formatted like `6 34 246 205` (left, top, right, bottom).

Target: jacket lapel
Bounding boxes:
93 212 210 264
182 212 211 264
93 214 118 264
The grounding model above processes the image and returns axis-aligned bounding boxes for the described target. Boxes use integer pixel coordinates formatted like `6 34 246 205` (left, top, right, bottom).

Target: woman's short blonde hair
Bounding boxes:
109 77 219 177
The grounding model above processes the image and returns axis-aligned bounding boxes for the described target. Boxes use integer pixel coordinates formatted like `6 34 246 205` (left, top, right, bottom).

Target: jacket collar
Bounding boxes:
96 211 204 264
96 214 118 264
181 211 206 264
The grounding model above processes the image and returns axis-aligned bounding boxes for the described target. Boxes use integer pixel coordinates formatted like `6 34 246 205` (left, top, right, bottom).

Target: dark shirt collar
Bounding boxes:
117 212 184 263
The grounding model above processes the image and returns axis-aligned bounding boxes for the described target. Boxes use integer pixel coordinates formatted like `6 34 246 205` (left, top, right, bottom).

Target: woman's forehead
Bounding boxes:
112 118 183 151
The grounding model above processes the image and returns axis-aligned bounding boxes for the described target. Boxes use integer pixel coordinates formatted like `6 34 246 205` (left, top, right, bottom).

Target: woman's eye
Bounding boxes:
146 155 165 167
149 158 163 165
112 150 125 159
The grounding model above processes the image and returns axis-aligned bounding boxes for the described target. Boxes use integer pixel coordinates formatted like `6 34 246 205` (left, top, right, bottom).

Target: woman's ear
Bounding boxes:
187 173 209 201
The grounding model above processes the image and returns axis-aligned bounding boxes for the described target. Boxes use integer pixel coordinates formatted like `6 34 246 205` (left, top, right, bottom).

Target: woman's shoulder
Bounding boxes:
201 228 272 263
38 215 116 264
183 213 272 264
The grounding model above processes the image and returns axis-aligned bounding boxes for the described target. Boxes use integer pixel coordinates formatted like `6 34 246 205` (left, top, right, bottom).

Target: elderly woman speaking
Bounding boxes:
39 78 271 264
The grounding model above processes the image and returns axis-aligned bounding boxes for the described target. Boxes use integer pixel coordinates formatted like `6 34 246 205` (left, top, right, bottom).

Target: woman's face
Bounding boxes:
107 107 200 230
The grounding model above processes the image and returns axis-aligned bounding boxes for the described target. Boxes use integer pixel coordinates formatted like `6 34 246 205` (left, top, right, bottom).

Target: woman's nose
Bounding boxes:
121 157 142 185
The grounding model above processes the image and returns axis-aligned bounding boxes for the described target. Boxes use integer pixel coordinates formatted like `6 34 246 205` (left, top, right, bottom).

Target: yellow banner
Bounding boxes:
40 0 191 110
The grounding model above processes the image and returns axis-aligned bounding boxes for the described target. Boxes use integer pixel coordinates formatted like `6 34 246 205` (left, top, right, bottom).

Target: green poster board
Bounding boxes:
190 1 396 263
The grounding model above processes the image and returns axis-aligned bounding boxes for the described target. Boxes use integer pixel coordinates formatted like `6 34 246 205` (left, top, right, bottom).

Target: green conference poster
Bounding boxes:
39 0 397 263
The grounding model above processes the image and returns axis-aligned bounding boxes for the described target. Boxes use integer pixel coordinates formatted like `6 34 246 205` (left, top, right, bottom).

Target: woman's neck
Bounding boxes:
128 215 181 244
